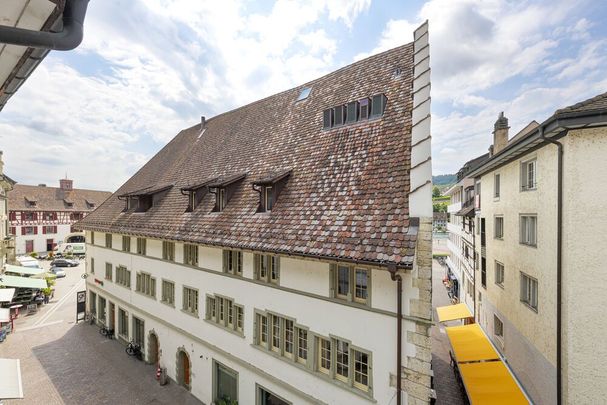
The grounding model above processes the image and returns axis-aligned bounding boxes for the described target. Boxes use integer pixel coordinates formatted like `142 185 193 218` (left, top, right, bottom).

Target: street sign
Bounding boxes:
76 290 86 323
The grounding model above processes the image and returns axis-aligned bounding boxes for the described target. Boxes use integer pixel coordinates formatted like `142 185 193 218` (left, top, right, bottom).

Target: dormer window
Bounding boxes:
118 183 173 213
323 94 386 129
86 200 96 209
181 178 215 212
206 173 246 213
25 196 37 207
64 198 74 208
253 169 291 213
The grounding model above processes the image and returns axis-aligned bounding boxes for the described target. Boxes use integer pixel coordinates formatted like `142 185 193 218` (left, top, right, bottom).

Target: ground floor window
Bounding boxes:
257 385 291 405
89 291 97 315
133 316 145 347
214 361 238 404
118 308 129 339
98 297 107 325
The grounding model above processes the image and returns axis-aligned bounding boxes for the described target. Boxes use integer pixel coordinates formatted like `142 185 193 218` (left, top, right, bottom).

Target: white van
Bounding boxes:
53 232 86 256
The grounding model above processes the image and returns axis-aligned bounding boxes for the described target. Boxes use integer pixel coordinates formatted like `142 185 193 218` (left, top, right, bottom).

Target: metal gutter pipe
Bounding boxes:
539 126 563 405
388 264 402 405
0 0 90 51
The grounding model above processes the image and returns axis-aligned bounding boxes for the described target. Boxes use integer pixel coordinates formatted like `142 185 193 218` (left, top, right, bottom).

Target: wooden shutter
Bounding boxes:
42 226 46 234
329 264 336 298
222 250 228 272
21 227 25 235
34 227 38 235
253 254 260 280
275 256 281 284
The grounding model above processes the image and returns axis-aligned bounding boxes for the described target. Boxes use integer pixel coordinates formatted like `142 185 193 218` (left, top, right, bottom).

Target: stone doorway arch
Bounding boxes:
147 331 160 365
176 347 191 390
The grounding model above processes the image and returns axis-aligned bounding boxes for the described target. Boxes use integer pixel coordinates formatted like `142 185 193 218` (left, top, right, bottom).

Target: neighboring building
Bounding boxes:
8 179 110 255
468 92 607 405
444 153 487 309
432 212 448 231
77 23 434 405
0 152 16 266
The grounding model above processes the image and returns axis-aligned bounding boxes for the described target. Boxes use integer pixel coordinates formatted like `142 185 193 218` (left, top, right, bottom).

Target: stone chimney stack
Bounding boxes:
59 178 73 191
493 112 509 155
200 116 206 129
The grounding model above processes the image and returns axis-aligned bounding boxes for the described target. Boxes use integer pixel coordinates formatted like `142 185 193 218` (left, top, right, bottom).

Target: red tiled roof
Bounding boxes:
555 91 607 115
78 44 418 267
9 184 111 212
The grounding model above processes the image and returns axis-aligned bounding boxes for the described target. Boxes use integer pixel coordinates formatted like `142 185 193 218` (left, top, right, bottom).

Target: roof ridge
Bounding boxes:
182 42 413 132
556 90 607 114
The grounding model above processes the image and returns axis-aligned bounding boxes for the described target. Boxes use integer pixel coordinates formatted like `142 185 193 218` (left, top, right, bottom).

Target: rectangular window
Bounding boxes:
89 291 97 314
43 225 56 234
105 233 112 248
258 314 268 345
521 158 537 190
207 296 217 321
494 173 500 198
318 337 331 375
223 250 242 276
264 186 273 211
494 216 504 239
90 257 95 274
183 244 198 266
162 241 175 261
91 231 95 245
520 215 537 246
116 265 131 288
122 235 131 252
271 315 281 353
216 188 226 212
333 265 370 305
520 272 538 311
236 305 244 333
227 300 234 328
495 261 505 287
297 328 308 364
353 350 370 391
481 257 487 288
118 308 128 338
214 361 238 404
182 286 199 316
335 339 349 382
132 316 145 346
135 272 156 298
494 315 504 339
322 108 334 129
136 238 146 255
105 262 112 281
218 298 225 323
255 254 279 284
161 280 175 305
284 319 294 358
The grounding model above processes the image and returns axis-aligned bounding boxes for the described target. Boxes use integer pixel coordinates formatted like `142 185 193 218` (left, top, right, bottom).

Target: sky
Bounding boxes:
1 0 607 191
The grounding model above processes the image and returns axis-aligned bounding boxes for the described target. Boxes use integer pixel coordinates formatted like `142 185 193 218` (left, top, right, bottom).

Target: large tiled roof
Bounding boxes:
8 184 111 212
78 44 419 267
555 91 607 115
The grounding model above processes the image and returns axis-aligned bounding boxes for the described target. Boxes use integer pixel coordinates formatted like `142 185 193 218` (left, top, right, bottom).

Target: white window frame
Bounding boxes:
495 261 504 287
520 215 537 247
521 158 537 191
520 272 538 312
494 216 504 240
494 173 500 199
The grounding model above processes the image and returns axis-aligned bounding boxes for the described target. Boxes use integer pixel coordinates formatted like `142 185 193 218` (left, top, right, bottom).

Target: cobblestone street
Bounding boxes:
0 262 201 405
431 258 466 405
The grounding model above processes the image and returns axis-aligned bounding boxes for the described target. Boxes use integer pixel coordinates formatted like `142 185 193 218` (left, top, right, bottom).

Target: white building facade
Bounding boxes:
79 23 435 405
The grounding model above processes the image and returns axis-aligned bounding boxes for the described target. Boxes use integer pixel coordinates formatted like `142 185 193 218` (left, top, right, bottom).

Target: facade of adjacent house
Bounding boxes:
8 179 110 255
468 92 607 405
444 154 487 310
432 212 447 231
0 152 16 266
77 23 435 405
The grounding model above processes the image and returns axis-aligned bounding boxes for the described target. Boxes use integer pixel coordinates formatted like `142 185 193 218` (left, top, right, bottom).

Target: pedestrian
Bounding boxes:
44 293 50 304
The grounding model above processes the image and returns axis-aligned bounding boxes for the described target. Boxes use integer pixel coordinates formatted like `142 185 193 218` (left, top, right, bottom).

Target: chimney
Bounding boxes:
38 184 46 187
200 116 206 129
59 178 73 191
493 112 509 154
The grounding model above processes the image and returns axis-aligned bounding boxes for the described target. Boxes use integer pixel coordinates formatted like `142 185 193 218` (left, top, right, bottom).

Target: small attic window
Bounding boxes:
323 109 334 129
346 101 359 124
253 169 291 213
297 87 311 101
370 94 387 118
359 98 370 120
334 105 346 126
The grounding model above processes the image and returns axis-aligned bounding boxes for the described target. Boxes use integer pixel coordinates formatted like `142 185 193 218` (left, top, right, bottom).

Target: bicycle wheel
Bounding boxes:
99 328 107 336
126 346 135 356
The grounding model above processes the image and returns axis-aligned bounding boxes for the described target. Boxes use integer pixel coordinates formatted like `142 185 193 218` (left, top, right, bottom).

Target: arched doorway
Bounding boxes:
147 332 159 365
176 348 191 390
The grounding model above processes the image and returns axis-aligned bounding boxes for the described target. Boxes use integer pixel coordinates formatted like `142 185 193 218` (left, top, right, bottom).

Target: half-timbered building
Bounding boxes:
8 178 110 254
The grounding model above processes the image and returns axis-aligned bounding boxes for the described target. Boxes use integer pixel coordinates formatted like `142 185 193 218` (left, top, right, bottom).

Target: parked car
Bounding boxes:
50 258 78 267
49 267 66 278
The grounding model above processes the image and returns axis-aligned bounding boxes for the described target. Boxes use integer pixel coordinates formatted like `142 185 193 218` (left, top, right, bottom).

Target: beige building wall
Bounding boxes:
561 127 607 404
476 145 558 404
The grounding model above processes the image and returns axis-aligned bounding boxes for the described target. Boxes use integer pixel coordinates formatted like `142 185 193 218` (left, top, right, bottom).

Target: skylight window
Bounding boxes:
297 87 312 101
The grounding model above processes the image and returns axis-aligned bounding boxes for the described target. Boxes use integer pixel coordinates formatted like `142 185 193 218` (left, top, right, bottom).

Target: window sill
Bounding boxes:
160 300 175 308
495 282 504 290
134 290 156 300
519 242 537 249
520 301 538 313
181 309 199 318
250 344 376 402
203 318 244 338
115 283 131 290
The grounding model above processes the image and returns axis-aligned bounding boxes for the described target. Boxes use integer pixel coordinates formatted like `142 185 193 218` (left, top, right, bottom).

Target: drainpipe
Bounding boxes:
0 0 90 51
388 264 402 405
471 217 476 323
539 127 563 405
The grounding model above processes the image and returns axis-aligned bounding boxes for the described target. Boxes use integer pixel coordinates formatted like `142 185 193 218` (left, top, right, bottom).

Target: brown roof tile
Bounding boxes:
78 44 418 267
9 184 111 212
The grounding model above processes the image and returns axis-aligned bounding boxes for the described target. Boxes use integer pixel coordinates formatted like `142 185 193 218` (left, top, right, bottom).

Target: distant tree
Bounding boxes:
433 202 448 212
432 186 441 198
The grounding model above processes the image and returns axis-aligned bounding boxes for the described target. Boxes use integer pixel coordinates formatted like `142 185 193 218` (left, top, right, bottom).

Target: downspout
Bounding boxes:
471 217 476 322
539 126 563 405
0 0 90 51
388 264 402 405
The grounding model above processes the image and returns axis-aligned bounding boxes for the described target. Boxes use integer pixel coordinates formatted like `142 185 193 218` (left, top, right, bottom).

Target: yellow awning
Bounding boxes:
436 303 473 322
459 361 529 404
445 323 500 363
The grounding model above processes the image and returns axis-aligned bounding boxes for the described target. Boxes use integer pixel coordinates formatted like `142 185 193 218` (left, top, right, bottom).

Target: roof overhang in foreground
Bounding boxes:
0 358 24 399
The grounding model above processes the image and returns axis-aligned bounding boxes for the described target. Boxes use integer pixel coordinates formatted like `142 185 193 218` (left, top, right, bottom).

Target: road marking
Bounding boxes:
17 320 64 332
33 278 84 327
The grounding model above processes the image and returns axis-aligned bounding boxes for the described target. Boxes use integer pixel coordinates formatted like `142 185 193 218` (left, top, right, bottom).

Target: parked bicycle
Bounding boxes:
125 340 143 360
99 325 114 339
85 312 96 325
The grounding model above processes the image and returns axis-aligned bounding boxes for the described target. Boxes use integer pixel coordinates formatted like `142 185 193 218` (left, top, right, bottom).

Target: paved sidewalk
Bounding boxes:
0 320 202 405
431 259 466 405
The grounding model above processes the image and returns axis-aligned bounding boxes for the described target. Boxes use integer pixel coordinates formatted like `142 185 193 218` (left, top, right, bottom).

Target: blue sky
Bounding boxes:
1 0 606 190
